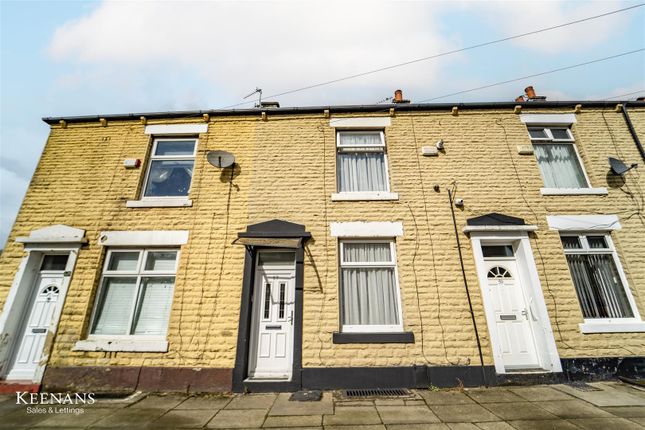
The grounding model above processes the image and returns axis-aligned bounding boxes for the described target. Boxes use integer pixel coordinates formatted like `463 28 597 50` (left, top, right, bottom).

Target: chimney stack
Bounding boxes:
515 85 546 102
393 89 410 104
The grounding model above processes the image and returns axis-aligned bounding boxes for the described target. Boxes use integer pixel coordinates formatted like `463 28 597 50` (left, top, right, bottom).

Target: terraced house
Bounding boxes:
0 89 644 394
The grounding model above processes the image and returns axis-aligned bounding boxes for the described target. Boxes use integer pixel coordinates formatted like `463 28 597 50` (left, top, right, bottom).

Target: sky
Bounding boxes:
1 0 644 248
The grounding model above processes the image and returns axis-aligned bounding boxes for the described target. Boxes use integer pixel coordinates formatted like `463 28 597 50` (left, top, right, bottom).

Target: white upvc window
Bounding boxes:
528 126 591 190
339 240 403 333
561 233 641 325
89 248 178 338
142 138 197 198
336 131 391 194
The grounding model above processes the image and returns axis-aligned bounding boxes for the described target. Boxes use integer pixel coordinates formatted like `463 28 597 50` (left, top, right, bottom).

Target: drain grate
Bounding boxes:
343 388 411 398
566 382 602 392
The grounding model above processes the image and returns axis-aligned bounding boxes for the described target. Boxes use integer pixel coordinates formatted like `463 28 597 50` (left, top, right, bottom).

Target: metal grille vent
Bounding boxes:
566 382 602 392
343 388 411 398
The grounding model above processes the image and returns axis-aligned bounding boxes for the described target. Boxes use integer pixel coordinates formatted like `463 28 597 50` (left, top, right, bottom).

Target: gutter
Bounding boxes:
621 102 645 162
42 100 645 125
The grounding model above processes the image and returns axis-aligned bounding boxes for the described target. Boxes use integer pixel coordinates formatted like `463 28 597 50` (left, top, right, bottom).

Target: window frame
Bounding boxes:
560 232 641 325
141 137 198 200
335 130 392 194
527 126 593 190
88 247 179 340
338 239 404 333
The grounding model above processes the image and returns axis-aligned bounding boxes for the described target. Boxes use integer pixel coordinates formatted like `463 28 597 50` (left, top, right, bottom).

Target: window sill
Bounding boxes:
73 339 169 352
540 188 608 196
331 192 399 201
579 321 645 334
332 332 414 344
126 198 192 208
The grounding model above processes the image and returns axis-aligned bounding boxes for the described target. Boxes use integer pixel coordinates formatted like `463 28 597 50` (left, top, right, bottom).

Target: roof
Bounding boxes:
42 100 645 125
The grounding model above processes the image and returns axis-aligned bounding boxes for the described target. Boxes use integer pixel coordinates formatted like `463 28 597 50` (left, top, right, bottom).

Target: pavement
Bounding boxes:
1 381 645 429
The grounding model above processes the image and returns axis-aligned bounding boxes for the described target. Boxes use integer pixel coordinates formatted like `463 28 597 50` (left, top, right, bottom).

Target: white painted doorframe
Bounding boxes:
470 231 562 374
247 255 296 380
0 245 80 383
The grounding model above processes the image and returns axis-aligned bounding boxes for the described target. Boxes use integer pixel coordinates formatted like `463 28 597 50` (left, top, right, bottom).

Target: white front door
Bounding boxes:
248 265 295 380
485 254 540 370
6 272 64 381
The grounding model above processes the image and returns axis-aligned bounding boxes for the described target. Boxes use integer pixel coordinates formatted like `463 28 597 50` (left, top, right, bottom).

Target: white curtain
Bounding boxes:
341 243 399 326
566 254 633 318
133 277 175 335
339 133 382 146
92 278 137 335
533 144 587 188
337 153 387 192
343 242 391 262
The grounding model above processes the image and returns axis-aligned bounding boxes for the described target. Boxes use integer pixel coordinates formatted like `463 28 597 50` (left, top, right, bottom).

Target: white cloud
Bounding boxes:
48 1 459 106
469 1 631 54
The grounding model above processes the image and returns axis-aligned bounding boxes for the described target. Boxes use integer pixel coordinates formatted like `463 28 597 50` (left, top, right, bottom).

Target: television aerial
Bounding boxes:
207 150 235 168
608 157 637 175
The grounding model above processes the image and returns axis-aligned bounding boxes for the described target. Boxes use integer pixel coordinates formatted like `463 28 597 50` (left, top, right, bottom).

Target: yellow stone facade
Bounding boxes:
0 103 644 389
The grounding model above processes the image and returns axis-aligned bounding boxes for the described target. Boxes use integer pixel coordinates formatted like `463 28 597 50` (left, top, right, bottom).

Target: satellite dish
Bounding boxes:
207 150 235 168
608 157 638 175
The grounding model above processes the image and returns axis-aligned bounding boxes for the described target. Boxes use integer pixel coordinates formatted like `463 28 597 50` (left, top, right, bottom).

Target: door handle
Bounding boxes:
288 310 293 325
521 309 529 320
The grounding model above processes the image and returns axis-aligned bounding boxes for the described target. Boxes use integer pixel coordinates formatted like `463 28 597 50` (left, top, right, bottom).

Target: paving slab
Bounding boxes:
569 417 643 430
207 408 267 428
507 420 581 430
386 425 449 430
32 407 114 427
508 386 574 402
598 382 645 400
377 405 441 424
628 417 645 426
151 409 217 428
323 406 381 426
418 391 476 405
534 400 613 419
466 389 526 404
269 392 333 416
602 406 645 418
554 383 645 407
226 393 277 410
175 395 232 410
0 406 55 428
474 422 515 430
325 426 385 430
130 394 187 410
429 404 500 423
263 414 322 427
335 400 374 406
447 423 479 430
374 399 405 406
482 402 556 421
89 407 166 428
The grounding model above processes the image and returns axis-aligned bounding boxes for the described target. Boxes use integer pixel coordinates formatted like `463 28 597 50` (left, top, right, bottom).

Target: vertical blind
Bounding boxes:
340 242 400 326
566 254 633 319
533 144 588 188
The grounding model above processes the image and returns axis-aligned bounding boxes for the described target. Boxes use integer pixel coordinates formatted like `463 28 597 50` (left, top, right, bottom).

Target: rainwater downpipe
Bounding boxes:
448 188 488 387
622 102 645 162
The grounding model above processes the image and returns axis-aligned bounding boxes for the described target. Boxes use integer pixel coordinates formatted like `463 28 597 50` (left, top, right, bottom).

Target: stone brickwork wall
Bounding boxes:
0 105 643 375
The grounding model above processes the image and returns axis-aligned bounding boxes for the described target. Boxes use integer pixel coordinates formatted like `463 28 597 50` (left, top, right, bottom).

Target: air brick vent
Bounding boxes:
343 388 411 398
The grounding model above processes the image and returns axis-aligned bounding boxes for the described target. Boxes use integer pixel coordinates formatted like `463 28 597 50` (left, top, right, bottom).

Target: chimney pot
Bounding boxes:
525 86 536 99
515 96 526 102
394 89 403 102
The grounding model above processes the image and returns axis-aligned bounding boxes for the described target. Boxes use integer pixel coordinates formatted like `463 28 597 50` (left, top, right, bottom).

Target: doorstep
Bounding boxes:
0 381 39 394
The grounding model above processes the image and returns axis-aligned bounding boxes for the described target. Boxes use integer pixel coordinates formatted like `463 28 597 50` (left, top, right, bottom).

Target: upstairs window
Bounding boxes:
143 138 196 198
91 249 178 336
336 131 390 193
528 127 589 189
339 240 402 332
561 233 636 320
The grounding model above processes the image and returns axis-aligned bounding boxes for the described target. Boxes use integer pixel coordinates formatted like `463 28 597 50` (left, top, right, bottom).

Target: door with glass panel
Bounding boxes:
482 244 540 370
6 255 68 381
248 252 295 380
